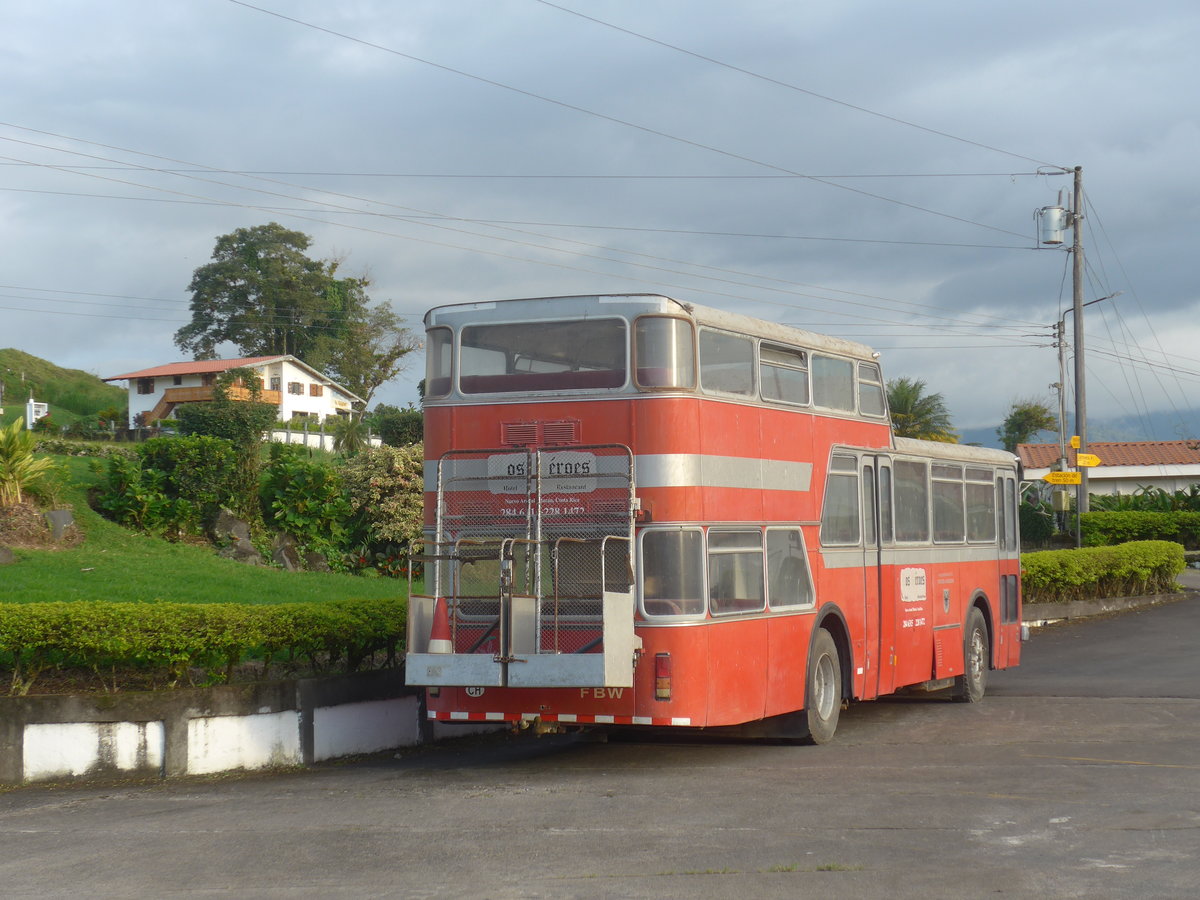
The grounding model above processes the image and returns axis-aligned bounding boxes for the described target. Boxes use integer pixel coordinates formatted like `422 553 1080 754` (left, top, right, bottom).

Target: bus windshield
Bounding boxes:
460 318 626 393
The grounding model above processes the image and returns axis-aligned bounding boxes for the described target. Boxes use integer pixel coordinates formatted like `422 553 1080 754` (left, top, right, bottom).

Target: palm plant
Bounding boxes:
0 418 57 506
330 414 368 457
886 377 958 442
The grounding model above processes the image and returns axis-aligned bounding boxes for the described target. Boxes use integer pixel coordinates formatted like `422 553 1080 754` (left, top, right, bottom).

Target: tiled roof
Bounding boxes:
104 356 286 381
1017 440 1200 469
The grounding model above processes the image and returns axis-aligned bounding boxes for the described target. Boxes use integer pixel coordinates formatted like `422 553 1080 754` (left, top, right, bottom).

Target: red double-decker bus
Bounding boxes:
406 294 1022 742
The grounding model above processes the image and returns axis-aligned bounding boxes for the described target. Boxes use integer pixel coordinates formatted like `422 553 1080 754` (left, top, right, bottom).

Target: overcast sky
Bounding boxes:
3 1 1199 443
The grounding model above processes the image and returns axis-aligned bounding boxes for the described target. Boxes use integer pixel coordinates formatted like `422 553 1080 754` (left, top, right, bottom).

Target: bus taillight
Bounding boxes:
655 653 672 700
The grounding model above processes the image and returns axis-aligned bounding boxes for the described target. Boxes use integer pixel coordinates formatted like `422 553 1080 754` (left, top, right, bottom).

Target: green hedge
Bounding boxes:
0 596 406 696
1080 511 1200 549
1021 540 1185 604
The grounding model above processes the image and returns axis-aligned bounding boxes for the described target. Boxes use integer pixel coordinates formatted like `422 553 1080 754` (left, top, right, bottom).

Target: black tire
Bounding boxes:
803 628 842 744
953 608 989 703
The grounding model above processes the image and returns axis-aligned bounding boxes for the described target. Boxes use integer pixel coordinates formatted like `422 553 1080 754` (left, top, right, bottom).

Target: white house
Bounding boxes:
105 355 364 428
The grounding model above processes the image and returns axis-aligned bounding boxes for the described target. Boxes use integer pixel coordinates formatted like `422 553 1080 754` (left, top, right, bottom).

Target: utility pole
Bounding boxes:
1070 166 1088 543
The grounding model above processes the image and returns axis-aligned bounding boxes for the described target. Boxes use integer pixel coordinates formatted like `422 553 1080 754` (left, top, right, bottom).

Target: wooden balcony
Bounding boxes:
145 386 282 424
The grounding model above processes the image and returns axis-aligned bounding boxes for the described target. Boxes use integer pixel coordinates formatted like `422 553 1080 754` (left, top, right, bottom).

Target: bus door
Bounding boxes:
862 456 892 699
889 458 934 692
994 473 1022 668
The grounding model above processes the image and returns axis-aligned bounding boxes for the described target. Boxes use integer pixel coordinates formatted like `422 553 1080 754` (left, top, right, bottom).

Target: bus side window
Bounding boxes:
812 354 855 411
760 343 809 406
966 468 996 542
699 330 754 396
857 362 886 417
640 529 705 617
767 528 813 609
707 529 765 615
932 464 965 543
820 454 860 545
894 459 930 542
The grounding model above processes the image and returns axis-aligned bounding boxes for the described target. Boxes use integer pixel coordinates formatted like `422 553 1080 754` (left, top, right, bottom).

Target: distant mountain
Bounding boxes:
0 349 125 419
960 409 1200 450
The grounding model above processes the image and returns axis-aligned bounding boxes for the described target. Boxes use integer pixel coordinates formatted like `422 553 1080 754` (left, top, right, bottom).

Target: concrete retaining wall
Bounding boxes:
0 670 449 785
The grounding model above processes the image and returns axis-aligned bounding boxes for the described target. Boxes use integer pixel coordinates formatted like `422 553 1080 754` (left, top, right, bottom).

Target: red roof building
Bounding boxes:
105 355 363 428
1017 441 1200 495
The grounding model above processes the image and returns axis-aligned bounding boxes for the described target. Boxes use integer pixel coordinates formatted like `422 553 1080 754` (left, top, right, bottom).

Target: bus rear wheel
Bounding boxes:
953 608 989 703
804 629 842 744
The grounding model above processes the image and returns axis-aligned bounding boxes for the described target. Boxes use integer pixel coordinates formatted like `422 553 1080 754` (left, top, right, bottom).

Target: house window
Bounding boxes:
201 373 216 386
270 376 281 391
172 375 183 386
309 384 324 397
288 382 304 395
137 378 155 395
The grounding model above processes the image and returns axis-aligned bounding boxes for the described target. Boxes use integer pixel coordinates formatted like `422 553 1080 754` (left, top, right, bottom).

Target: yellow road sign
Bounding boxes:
1043 471 1082 484
1070 435 1080 449
1076 453 1101 467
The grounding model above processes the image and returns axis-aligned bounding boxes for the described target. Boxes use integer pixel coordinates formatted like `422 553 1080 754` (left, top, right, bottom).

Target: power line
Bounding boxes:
0 162 1046 180
532 0 1063 170
0 185 1034 250
1 125 1043 331
223 1 1036 241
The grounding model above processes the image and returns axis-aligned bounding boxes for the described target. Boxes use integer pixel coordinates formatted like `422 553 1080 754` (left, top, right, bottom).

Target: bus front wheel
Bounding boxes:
953 608 989 703
804 629 842 744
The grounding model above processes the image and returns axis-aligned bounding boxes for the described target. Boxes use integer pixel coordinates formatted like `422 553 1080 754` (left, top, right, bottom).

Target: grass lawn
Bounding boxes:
1 455 409 606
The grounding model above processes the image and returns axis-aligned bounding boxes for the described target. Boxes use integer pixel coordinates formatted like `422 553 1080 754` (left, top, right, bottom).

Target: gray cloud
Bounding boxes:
3 0 1199 438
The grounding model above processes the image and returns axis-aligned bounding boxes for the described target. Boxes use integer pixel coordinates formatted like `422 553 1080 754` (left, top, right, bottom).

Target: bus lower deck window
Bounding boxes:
641 529 705 617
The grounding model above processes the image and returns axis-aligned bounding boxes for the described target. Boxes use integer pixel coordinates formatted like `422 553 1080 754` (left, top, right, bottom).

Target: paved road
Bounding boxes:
2 598 1198 899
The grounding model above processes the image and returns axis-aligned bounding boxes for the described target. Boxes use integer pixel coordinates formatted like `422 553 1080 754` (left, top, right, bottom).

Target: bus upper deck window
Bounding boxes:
635 316 696 389
459 319 626 394
812 355 855 411
699 330 754 396
760 343 809 406
425 327 452 398
857 362 885 417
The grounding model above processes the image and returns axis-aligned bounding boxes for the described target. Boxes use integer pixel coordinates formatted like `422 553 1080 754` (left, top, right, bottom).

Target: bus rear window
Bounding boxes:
635 316 695 389
459 319 626 394
425 326 452 399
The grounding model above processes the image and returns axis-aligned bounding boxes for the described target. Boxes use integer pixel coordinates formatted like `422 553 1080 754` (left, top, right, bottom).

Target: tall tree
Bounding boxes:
997 399 1058 452
314 275 420 408
887 377 958 442
175 224 417 403
175 223 336 363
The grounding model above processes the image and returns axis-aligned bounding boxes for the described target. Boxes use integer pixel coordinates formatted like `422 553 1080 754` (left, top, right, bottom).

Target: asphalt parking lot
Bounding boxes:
2 592 1198 899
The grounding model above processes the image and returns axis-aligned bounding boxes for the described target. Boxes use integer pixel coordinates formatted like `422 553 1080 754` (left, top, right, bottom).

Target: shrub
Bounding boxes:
1021 540 1184 604
260 445 352 565
138 434 242 531
1080 510 1200 549
341 444 424 567
93 435 244 537
368 403 423 446
0 596 406 695
1019 499 1056 548
94 454 187 535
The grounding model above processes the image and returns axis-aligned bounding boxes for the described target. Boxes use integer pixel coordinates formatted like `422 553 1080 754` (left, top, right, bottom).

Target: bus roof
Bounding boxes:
892 436 1019 466
425 293 881 361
